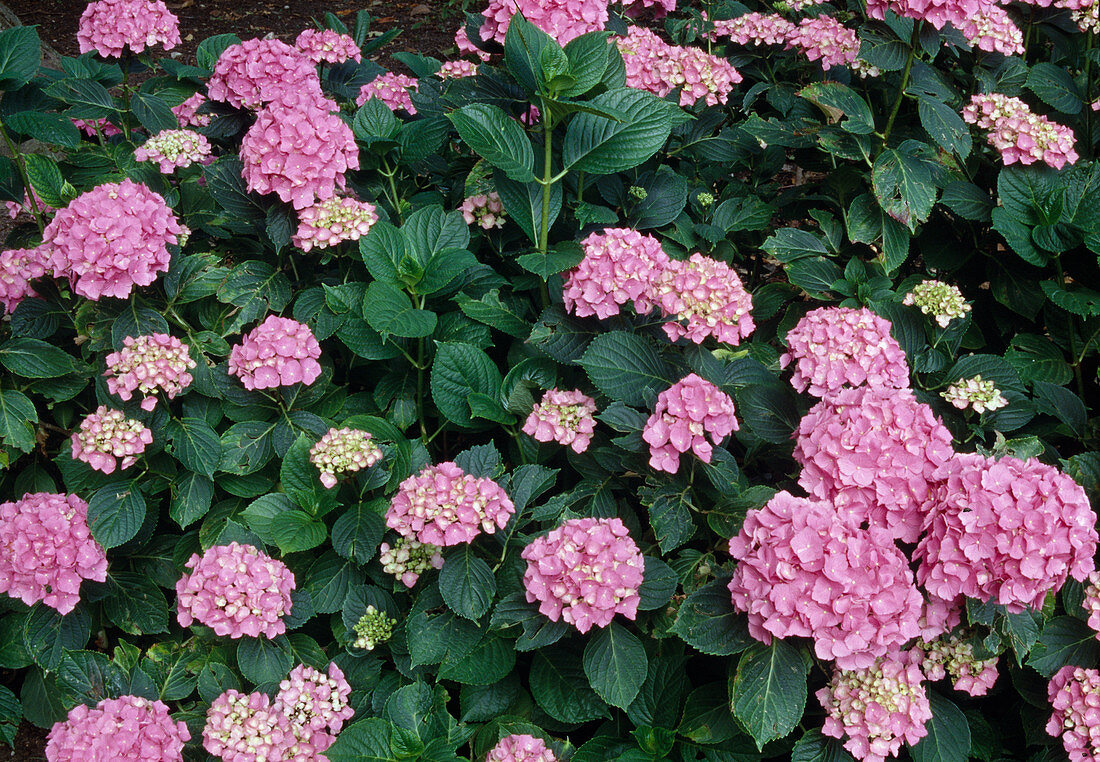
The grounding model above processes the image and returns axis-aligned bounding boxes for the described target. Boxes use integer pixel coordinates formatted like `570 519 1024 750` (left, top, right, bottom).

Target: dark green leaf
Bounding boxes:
87 482 146 549
730 640 810 749
909 692 970 762
448 104 535 182
439 545 497 620
578 331 669 406
670 578 753 656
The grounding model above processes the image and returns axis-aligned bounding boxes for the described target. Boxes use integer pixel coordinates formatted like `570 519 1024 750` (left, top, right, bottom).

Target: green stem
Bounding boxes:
0 118 44 235
381 160 403 224
416 294 428 444
120 66 133 144
1055 254 1088 403
1084 31 1095 158
879 24 921 153
537 99 554 309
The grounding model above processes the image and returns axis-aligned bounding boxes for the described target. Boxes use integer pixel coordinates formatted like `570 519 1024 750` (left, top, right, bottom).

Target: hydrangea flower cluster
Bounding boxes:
643 374 738 474
788 16 860 70
134 129 213 174
228 316 323 390
292 197 378 251
356 73 419 113
521 517 644 633
1048 666 1100 761
916 453 1098 612
563 227 670 319
655 253 754 345
295 28 362 63
379 538 444 587
208 38 325 111
46 695 190 762
1065 0 1099 33
941 375 1008 414
240 102 358 210
1082 571 1100 637
781 306 911 398
615 27 741 106
0 492 107 615
309 427 382 488
918 632 999 696
0 246 47 315
276 663 355 756
77 0 180 57
202 690 294 762
176 542 296 639
903 280 970 327
71 406 152 474
104 333 195 410
386 462 515 546
486 734 559 762
957 5 1025 55
72 117 122 138
43 179 182 301
794 386 955 543
351 605 396 650
962 93 1079 169
172 92 211 127
711 12 797 46
461 0 608 49
523 388 598 453
817 652 932 762
460 192 506 229
728 491 923 668
865 0 991 30
439 59 479 78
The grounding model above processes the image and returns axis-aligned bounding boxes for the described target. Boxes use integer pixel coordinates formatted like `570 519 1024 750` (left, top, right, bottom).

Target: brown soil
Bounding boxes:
7 723 46 761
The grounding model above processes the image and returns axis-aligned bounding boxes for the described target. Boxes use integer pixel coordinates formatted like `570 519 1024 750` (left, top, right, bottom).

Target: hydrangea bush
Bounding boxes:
0 0 1099 759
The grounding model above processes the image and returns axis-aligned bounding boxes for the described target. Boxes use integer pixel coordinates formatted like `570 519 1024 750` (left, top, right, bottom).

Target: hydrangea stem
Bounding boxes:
0 118 45 235
879 24 921 152
537 99 554 308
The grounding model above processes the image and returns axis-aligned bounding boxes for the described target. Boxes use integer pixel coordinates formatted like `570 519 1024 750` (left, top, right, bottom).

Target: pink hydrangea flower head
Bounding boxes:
172 92 212 127
486 734 558 761
523 388 598 453
274 663 355 756
386 462 515 546
916 453 1098 613
439 59 479 78
521 517 644 634
43 179 182 301
962 93 1079 169
793 385 955 543
72 117 123 138
0 246 48 315
104 333 195 411
228 316 323 390
655 253 754 345
562 227 670 319
865 0 995 29
470 0 609 48
309 427 383 488
0 492 107 615
817 651 932 762
460 192 506 230
240 101 358 210
203 690 295 762
207 38 327 111
780 306 910 398
71 406 152 474
295 28 362 64
728 491 924 669
711 12 797 46
1082 571 1100 638
941 375 1008 414
454 25 493 60
616 27 740 106
6 188 53 220
1048 666 1100 761
918 631 999 696
790 16 860 70
293 197 379 252
956 5 1025 55
356 73 420 113
77 0 180 57
176 542 296 639
643 374 738 474
379 537 444 587
134 129 213 174
46 695 190 762
1064 0 1099 33
918 594 964 640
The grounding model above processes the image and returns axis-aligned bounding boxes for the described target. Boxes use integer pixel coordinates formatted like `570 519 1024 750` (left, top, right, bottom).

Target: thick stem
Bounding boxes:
0 118 44 235
879 24 921 153
1055 255 1088 403
537 100 554 308
381 160 404 224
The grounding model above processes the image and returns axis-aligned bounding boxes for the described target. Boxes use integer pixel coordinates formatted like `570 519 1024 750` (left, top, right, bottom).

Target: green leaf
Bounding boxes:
670 577 753 656
577 331 669 406
439 545 497 620
237 636 292 684
280 434 333 514
0 26 40 90
269 510 328 554
562 32 612 97
166 417 221 477
5 111 81 148
0 685 20 747
1026 62 1082 115
0 387 36 453
331 502 386 564
530 646 607 723
909 692 970 762
495 170 562 245
1027 615 1100 676
940 181 993 221
218 261 293 331
644 486 696 552
762 228 830 262
516 241 584 278
872 147 937 231
583 622 647 709
24 605 90 673
918 98 972 158
326 718 397 762
87 482 146 549
455 290 530 338
197 33 241 70
735 382 799 445
438 634 517 684
1041 279 1100 317
430 342 503 427
103 573 169 635
170 472 213 529
0 338 74 379
730 640 810 749
504 11 556 96
799 82 874 134
363 281 437 339
448 104 535 182
791 729 857 762
785 257 842 296
563 88 675 174
45 79 117 120
131 92 177 133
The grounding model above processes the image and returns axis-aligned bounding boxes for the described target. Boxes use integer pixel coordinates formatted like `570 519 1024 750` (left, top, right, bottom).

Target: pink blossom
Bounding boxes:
918 631 999 696
728 491 923 669
465 0 608 48
293 197 379 252
6 189 53 220
562 227 670 319
71 406 152 474
1062 0 1099 33
962 92 1079 169
0 492 107 615
439 59 479 78
208 38 328 111
789 16 861 70
379 538 444 587
356 73 419 113
295 28 362 64
309 427 383 488
460 192 506 229
240 102 358 210
104 333 195 411
487 734 558 761
1048 666 1100 762
386 462 515 546
615 27 740 106
46 696 189 762
172 92 212 127
956 5 1025 55
228 315 323 390
43 179 182 301
176 542 295 639
77 0 180 58
521 517 644 634
866 0 994 30
203 690 295 762
274 663 355 756
643 374 737 474
711 13 797 46
918 594 964 640
134 129 213 174
1082 571 1100 639
780 306 910 398
72 117 122 138
655 253 754 345
817 651 932 762
916 453 1098 613
523 388 598 453
793 386 955 543
0 246 48 315
454 26 492 61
